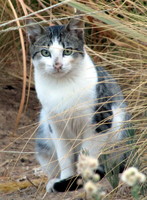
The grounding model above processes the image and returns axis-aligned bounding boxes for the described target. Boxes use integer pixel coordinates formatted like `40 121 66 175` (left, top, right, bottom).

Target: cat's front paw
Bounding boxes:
46 176 83 192
46 178 60 192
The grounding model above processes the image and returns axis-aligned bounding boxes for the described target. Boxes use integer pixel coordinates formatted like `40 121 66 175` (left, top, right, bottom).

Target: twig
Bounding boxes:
26 176 38 188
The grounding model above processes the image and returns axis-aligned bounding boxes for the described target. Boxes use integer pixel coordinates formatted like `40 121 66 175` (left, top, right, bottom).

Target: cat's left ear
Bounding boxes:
66 15 84 39
26 19 44 44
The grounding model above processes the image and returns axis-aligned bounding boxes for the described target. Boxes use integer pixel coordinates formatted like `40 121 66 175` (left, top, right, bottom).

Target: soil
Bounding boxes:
0 75 133 200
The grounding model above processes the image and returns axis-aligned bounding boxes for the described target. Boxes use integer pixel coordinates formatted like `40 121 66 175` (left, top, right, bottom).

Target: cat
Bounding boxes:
26 16 130 192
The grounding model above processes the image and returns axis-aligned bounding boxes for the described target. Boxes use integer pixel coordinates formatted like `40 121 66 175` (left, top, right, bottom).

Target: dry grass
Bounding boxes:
0 0 146 199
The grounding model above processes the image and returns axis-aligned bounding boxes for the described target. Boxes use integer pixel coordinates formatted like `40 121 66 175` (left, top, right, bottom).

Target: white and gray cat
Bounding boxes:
27 16 130 192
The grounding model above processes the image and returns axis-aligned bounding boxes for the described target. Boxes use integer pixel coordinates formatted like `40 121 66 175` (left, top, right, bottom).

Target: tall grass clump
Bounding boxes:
0 0 146 199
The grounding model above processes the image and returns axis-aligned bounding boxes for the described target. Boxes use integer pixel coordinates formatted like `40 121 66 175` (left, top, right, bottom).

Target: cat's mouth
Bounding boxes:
52 68 64 74
50 68 69 77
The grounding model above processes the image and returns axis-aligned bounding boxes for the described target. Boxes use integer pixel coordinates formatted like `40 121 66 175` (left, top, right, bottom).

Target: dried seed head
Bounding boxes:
121 167 146 186
84 180 97 195
93 174 100 182
83 168 93 179
137 172 146 183
77 154 99 174
88 157 99 170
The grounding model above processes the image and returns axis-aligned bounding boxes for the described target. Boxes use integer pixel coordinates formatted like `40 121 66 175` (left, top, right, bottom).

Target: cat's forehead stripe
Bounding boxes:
48 25 64 38
49 38 63 51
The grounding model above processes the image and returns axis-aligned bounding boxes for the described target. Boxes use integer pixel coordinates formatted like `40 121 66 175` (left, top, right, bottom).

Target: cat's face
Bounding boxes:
27 18 84 77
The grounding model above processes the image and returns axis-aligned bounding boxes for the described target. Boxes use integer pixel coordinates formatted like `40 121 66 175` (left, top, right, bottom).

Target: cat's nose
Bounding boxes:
54 62 63 71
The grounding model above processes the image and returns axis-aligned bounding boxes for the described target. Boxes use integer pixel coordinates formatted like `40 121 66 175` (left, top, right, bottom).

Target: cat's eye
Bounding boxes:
41 49 51 57
63 48 73 56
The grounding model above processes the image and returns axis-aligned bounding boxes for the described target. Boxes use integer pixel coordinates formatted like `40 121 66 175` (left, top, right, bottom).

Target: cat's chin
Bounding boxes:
48 70 70 78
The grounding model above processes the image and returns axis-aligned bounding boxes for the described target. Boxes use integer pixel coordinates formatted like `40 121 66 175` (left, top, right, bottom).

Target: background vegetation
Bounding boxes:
0 0 146 199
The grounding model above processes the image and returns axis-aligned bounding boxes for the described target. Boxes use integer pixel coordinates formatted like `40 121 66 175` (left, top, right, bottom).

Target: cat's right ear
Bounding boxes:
26 19 44 44
65 14 84 40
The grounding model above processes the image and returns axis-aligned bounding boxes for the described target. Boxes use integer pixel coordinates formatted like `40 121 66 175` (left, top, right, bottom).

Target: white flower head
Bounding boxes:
137 172 146 183
77 154 99 174
84 180 97 195
83 168 93 179
77 161 86 174
121 167 146 186
93 174 100 182
88 156 99 170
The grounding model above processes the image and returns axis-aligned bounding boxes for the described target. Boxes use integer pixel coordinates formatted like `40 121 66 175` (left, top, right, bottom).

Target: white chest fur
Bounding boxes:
34 54 97 116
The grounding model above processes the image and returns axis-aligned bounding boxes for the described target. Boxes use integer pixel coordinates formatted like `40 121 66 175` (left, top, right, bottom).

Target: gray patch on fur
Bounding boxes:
93 66 128 133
